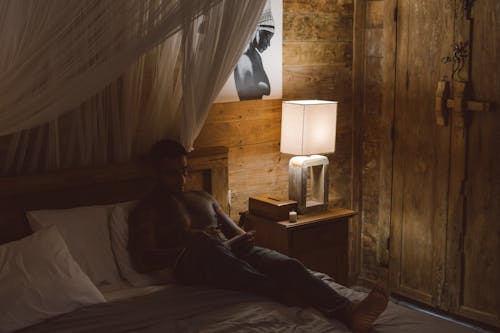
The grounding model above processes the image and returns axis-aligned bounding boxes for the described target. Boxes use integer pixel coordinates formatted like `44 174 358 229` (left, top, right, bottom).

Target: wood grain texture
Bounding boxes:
351 0 366 284
284 13 352 42
282 0 354 256
354 0 390 285
454 0 500 327
376 0 397 275
283 64 353 101
443 0 476 319
244 208 356 285
366 1 384 28
197 99 353 223
195 100 287 221
196 1 355 236
283 0 353 14
355 0 499 328
283 41 352 66
365 28 383 57
0 147 228 245
389 0 452 307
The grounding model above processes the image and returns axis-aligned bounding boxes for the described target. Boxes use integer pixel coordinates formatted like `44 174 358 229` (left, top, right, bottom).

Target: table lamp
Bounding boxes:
280 100 338 214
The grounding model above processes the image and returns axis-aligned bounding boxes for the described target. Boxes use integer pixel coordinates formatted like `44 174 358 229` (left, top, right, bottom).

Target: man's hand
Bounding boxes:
225 230 255 257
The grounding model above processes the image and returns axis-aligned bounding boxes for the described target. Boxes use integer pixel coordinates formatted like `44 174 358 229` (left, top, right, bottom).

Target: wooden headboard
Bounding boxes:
0 146 228 245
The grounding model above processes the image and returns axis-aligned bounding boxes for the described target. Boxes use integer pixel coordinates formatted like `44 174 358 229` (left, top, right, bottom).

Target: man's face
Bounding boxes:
255 30 274 52
157 155 188 193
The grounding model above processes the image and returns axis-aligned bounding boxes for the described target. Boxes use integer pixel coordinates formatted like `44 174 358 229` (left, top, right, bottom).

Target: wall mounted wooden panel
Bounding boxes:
195 99 289 221
352 0 389 284
283 2 354 265
196 1 355 280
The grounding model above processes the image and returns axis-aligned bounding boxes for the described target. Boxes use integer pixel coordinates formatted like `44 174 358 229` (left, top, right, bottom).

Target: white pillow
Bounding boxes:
0 226 105 333
26 205 122 289
110 201 173 287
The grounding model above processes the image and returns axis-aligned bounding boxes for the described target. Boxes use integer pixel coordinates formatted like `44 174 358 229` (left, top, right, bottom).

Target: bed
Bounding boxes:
0 147 487 333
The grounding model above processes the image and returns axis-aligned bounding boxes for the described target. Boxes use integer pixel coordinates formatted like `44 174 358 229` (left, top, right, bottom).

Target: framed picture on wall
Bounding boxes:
215 0 282 103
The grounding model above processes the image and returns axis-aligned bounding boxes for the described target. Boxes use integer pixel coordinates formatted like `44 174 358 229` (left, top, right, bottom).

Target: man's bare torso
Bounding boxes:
178 191 226 241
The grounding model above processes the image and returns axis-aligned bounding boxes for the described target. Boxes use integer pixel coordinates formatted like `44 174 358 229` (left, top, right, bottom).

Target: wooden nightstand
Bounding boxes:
242 208 356 285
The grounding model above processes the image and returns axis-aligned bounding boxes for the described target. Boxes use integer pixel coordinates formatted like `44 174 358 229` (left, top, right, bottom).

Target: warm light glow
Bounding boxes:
280 100 337 155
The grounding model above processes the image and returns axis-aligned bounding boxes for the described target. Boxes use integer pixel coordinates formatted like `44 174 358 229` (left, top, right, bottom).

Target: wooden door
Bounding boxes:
389 0 454 306
451 1 500 327
389 0 500 327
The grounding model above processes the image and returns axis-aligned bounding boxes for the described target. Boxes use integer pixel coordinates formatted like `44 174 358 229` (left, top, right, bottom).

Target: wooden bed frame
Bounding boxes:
0 146 228 245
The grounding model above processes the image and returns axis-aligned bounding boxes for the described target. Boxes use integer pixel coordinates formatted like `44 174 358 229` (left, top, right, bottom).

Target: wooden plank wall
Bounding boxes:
195 100 288 220
352 0 388 284
457 1 500 325
195 0 355 243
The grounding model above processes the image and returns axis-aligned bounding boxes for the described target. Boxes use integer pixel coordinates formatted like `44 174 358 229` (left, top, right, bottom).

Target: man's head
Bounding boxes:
253 0 274 52
150 139 188 193
252 30 274 52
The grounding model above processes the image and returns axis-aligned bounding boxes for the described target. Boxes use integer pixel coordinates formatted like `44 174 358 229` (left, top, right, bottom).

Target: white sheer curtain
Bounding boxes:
0 0 265 175
180 1 266 150
0 0 197 135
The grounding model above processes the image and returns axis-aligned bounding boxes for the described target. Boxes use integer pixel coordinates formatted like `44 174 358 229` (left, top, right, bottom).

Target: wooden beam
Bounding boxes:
351 0 366 284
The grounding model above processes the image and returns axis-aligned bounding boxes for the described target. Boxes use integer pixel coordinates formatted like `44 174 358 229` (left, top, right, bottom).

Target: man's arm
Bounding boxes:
202 192 254 256
128 208 185 273
210 197 245 238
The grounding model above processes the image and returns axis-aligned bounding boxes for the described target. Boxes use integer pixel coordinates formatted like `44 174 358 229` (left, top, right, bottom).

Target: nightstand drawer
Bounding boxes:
291 220 348 250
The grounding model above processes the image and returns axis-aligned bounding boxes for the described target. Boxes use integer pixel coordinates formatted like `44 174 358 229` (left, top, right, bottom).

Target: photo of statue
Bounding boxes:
215 0 282 103
234 2 275 100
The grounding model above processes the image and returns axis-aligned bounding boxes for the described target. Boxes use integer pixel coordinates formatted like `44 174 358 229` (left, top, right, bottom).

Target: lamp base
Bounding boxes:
288 155 329 214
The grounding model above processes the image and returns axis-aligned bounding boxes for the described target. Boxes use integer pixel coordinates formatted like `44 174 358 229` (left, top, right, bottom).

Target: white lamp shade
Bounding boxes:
280 100 338 155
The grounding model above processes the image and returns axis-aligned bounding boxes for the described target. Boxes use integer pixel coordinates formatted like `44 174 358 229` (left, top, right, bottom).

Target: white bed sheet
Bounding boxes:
100 282 169 302
20 276 488 333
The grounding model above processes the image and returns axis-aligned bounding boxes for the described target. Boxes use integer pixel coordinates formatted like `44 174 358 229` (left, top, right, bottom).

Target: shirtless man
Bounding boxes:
128 139 389 332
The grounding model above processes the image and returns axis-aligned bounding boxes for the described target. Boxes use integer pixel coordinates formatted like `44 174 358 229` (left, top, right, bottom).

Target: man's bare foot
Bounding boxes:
345 282 389 332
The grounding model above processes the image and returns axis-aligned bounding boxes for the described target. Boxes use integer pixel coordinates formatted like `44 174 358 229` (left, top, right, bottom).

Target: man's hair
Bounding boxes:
149 139 187 169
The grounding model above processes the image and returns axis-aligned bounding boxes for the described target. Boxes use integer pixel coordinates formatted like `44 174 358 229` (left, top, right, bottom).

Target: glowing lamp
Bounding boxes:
280 100 337 214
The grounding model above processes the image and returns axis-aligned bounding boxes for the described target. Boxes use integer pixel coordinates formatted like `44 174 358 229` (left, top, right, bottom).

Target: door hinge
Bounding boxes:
387 236 391 250
394 6 398 22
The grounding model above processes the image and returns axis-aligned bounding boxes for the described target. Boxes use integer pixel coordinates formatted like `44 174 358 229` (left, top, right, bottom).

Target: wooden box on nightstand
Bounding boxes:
242 208 357 285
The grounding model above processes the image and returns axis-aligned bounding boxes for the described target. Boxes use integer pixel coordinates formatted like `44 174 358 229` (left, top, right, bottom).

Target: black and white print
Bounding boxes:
215 0 282 103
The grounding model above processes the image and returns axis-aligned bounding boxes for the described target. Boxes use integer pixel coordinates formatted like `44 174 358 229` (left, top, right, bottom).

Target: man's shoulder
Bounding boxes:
235 55 253 75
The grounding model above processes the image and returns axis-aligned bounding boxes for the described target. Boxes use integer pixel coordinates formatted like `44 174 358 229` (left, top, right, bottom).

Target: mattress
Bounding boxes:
100 282 169 303
19 275 484 333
